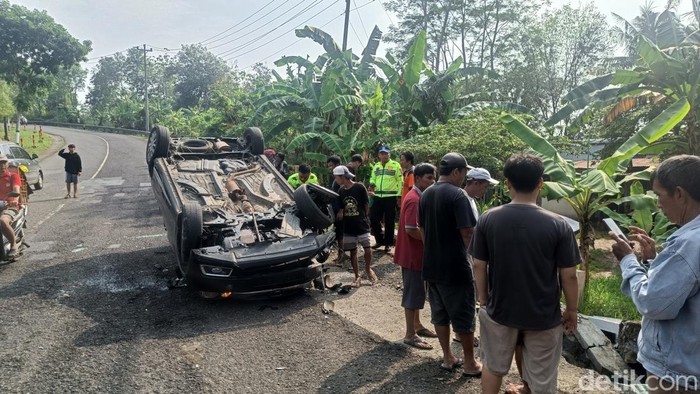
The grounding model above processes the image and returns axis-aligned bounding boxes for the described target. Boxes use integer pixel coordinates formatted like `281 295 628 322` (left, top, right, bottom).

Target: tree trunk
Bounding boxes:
687 109 699 155
489 0 501 72
578 220 595 287
3 116 8 141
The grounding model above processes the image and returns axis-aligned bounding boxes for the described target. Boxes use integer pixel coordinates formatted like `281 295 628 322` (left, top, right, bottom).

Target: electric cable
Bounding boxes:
198 0 277 45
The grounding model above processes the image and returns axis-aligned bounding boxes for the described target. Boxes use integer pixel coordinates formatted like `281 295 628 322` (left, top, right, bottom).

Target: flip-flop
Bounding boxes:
403 338 433 350
462 369 482 378
439 357 463 372
416 327 438 338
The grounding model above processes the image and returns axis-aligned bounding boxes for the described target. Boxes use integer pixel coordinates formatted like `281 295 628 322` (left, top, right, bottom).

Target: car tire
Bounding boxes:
178 139 213 153
243 127 265 155
34 172 43 190
178 202 203 277
293 184 335 229
147 125 170 174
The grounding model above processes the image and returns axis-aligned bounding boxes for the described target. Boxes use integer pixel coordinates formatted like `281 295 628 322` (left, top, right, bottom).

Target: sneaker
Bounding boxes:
64 194 71 199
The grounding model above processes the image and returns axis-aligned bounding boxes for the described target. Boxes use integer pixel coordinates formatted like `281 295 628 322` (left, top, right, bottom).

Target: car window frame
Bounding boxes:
10 146 30 160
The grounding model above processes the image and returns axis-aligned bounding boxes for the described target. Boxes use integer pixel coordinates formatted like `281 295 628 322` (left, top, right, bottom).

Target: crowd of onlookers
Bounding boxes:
266 146 700 394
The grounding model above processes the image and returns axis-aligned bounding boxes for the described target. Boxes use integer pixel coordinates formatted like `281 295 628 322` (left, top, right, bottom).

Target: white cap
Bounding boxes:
332 165 355 179
467 168 499 185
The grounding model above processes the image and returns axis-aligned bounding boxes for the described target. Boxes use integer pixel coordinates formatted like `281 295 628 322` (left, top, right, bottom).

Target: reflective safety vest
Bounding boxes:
287 172 318 189
369 159 403 197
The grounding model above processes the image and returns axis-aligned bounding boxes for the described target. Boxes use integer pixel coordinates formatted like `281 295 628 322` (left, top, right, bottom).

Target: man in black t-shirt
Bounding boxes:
470 154 579 394
419 152 481 377
334 165 377 287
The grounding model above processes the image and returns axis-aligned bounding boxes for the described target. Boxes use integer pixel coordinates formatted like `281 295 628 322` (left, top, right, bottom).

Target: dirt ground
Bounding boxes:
319 249 608 393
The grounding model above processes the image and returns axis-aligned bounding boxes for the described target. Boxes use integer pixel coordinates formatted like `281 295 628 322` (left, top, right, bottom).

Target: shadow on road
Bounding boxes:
0 246 317 348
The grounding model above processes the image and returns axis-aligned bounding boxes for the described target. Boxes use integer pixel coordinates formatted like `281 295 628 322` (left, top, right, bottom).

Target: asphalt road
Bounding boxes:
0 127 473 394
0 126 592 394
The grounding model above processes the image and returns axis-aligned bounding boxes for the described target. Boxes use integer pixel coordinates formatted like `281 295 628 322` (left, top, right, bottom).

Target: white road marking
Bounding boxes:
90 135 110 180
107 244 121 249
139 182 150 187
33 203 65 229
133 234 165 239
71 247 85 253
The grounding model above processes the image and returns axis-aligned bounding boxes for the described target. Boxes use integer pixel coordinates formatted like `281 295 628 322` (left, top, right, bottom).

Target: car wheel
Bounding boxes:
34 172 43 190
147 125 170 174
178 202 203 277
243 127 265 155
293 184 335 229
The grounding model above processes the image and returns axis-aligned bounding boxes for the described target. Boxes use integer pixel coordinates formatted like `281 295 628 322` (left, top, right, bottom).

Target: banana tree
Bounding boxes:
502 98 690 286
546 10 700 154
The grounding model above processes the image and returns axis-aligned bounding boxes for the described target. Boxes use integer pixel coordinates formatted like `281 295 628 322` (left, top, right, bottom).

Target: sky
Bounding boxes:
10 0 696 74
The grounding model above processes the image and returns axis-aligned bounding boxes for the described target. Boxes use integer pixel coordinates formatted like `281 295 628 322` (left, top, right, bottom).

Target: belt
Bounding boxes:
374 191 398 195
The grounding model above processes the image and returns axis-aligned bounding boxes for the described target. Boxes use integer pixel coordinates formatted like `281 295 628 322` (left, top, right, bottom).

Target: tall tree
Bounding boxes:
499 4 612 122
0 0 91 123
168 44 230 109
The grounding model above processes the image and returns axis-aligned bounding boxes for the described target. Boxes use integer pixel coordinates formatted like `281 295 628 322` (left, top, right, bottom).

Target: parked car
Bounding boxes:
0 142 43 190
146 126 337 298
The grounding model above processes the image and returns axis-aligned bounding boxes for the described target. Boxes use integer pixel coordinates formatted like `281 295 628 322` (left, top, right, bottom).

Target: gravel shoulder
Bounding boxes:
323 250 596 393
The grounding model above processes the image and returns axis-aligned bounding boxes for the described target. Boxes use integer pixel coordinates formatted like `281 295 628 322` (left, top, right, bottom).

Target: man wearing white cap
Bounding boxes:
464 168 499 220
334 165 377 287
0 153 22 257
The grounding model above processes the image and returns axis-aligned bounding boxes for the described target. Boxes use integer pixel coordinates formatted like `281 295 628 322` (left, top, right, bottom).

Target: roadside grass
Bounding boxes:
3 127 53 156
580 272 642 320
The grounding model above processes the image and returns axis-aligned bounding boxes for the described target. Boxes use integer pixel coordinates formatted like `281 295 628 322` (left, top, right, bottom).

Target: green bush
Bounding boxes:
580 273 641 320
393 109 528 178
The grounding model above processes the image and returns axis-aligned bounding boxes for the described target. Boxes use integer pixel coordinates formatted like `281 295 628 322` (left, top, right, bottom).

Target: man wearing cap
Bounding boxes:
327 155 344 264
287 164 318 189
368 145 403 253
58 144 82 198
334 165 376 287
452 167 500 344
0 154 22 257
419 152 481 377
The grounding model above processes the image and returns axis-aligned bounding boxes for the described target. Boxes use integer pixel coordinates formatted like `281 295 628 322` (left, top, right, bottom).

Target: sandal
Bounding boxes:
416 327 438 338
439 357 463 372
403 337 433 350
351 278 362 287
7 247 19 258
64 194 71 199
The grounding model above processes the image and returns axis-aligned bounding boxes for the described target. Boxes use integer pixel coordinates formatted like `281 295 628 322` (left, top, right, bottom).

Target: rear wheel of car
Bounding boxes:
293 184 335 229
147 125 170 174
34 172 43 190
243 127 264 155
178 202 203 277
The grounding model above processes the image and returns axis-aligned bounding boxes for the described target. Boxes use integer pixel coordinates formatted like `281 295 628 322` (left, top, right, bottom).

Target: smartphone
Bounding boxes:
603 218 628 242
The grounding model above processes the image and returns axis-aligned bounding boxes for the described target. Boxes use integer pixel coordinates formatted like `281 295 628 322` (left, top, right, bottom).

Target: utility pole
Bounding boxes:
342 0 351 51
143 44 153 131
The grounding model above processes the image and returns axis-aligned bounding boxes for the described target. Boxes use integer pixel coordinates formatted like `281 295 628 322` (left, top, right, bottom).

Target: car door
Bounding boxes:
9 146 39 186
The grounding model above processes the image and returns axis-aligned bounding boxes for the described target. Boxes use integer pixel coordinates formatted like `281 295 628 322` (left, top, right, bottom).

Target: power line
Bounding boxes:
198 0 277 45
214 0 324 57
240 9 346 69
203 0 298 49
224 0 342 62
352 0 369 39
349 21 364 48
376 0 395 25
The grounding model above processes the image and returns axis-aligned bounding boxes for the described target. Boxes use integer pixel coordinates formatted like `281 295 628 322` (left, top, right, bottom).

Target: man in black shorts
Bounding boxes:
334 165 377 287
419 152 481 377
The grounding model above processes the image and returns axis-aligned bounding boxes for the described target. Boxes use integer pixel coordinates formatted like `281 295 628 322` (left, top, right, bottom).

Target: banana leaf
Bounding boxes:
402 30 426 90
321 95 364 112
597 98 690 176
501 114 577 183
578 169 620 195
295 26 342 59
287 132 322 151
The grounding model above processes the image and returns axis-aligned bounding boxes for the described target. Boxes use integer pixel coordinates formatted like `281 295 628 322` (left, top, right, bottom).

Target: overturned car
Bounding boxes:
146 126 337 298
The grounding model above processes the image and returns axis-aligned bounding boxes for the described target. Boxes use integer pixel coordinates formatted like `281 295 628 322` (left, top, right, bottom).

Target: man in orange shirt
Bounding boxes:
400 151 415 204
0 154 22 257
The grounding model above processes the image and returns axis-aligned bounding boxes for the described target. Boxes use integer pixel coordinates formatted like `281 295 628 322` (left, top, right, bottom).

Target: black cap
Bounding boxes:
439 152 471 170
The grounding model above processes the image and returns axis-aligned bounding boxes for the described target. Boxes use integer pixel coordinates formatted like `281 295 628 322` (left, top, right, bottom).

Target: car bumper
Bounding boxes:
184 232 333 295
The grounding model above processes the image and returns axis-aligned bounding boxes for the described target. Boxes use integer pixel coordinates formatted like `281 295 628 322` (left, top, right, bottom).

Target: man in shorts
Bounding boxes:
334 165 377 287
394 163 437 350
58 144 82 198
0 154 22 257
470 154 579 393
419 152 481 377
